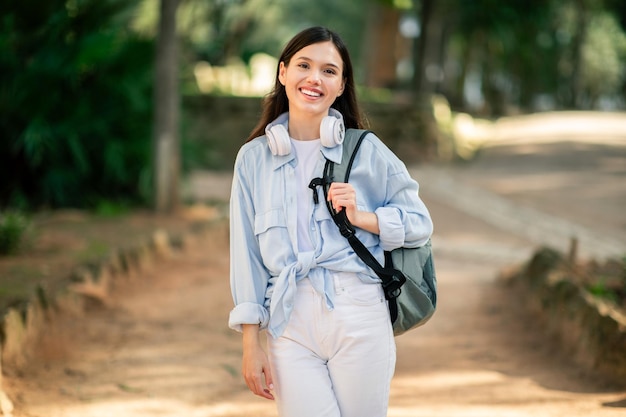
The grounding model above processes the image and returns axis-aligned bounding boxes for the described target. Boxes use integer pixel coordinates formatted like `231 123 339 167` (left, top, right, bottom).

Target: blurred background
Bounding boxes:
1 3 626 410
1 0 625 214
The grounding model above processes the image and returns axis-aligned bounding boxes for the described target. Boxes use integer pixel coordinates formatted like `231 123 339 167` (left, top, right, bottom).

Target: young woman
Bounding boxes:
228 26 433 417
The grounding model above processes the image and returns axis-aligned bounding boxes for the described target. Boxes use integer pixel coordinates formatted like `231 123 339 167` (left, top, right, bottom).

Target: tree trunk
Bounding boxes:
568 0 589 108
412 0 434 93
363 3 401 88
153 0 180 213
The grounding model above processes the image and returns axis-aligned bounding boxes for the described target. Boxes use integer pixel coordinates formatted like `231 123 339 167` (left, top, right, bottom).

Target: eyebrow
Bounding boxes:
294 56 341 70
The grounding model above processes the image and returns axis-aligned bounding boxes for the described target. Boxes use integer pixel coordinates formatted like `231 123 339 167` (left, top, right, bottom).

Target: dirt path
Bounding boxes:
5 206 626 416
5 221 280 417
5 135 626 416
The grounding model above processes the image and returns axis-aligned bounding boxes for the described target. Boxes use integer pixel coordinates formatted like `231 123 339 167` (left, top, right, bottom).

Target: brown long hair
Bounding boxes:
246 26 365 142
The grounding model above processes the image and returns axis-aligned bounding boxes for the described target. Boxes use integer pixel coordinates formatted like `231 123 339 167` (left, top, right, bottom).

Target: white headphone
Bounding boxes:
265 108 345 156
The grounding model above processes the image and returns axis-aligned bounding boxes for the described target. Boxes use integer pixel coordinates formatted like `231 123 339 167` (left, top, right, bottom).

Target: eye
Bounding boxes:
298 62 310 69
324 68 338 75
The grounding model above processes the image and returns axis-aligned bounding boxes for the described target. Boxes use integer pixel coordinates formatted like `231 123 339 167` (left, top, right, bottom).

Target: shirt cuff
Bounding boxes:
374 206 404 251
228 302 270 333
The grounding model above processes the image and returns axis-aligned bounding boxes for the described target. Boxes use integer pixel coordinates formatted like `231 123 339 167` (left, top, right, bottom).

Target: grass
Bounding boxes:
0 207 219 313
0 211 32 255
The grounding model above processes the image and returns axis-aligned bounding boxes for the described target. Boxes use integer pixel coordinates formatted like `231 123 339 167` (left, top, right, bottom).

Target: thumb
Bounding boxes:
264 365 274 391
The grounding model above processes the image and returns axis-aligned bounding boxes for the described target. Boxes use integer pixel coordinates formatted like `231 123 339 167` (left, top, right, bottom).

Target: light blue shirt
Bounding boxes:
228 130 433 339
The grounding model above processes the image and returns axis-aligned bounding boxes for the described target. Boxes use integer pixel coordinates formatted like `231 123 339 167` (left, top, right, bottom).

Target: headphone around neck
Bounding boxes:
265 109 345 156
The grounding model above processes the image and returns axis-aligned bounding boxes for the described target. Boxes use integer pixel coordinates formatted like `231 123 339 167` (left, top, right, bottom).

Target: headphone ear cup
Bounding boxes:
320 115 345 147
266 123 291 156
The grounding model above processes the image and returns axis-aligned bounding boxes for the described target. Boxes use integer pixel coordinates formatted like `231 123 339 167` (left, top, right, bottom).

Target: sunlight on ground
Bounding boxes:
430 92 626 159
194 53 277 96
17 370 626 417
393 370 508 391
388 369 626 417
25 397 277 417
491 111 626 144
389 407 532 417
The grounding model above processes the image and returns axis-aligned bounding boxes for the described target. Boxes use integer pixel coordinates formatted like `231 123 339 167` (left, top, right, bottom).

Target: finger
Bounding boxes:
252 380 273 400
245 370 275 400
327 183 345 200
259 384 275 400
331 197 344 211
263 367 275 400
329 184 355 202
334 196 355 209
248 377 272 400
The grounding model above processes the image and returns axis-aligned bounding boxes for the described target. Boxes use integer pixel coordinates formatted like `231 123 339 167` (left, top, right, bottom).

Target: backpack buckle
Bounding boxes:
308 177 324 204
382 270 406 300
334 210 355 238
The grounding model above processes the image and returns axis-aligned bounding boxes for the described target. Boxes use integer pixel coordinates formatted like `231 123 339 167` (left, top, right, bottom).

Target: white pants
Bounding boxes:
268 272 396 417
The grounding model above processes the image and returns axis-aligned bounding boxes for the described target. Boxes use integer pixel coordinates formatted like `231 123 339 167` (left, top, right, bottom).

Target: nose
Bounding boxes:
307 71 321 84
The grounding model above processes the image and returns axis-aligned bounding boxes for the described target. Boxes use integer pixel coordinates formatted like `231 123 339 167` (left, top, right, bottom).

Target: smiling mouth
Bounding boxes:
301 88 322 98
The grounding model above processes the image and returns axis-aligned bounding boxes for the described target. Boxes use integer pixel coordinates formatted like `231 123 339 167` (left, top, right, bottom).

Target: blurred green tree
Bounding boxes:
409 0 626 114
133 0 372 85
153 0 180 213
2 0 624 211
0 0 153 209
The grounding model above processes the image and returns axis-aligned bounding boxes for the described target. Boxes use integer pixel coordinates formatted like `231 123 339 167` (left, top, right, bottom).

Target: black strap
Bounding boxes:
318 131 407 309
337 209 404 323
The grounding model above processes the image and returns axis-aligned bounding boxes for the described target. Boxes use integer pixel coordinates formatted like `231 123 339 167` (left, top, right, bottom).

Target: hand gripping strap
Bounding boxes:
320 130 407 320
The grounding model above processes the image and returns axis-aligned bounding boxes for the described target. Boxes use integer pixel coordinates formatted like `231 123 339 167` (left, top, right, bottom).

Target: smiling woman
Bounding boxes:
227 26 433 417
245 27 363 143
277 41 345 133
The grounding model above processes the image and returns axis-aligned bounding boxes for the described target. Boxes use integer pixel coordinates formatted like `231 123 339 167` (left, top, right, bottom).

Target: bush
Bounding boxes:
0 0 154 209
0 211 31 255
574 256 626 310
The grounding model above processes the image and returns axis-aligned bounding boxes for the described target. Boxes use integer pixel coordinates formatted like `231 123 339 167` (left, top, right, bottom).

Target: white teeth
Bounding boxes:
301 88 321 97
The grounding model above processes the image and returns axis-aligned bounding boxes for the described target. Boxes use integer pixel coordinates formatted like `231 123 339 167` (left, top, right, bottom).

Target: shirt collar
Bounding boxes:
321 142 343 164
270 141 343 170
271 150 295 170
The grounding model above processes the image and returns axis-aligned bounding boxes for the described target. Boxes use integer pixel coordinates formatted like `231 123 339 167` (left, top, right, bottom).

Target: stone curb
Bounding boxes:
418 166 626 387
502 247 626 387
0 217 225 416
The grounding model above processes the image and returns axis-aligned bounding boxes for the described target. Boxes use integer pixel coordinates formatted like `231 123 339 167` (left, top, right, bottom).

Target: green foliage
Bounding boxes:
94 199 130 218
446 0 626 112
580 12 626 104
0 211 31 255
75 240 111 263
0 0 154 209
583 257 626 307
134 0 371 75
587 279 619 303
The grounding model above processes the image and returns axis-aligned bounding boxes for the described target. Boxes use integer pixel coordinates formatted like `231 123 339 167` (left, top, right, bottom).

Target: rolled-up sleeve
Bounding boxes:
228 148 271 332
228 302 269 333
368 139 433 251
374 206 404 250
375 191 433 250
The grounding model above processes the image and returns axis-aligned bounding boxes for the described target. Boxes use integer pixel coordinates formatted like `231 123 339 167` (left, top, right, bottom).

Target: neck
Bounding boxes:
288 112 324 141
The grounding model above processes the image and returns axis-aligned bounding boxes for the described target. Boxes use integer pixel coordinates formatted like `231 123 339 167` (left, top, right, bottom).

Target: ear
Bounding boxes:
278 62 287 86
338 79 346 96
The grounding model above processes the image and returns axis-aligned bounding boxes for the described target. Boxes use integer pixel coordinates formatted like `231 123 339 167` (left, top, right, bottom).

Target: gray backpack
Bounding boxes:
314 129 437 336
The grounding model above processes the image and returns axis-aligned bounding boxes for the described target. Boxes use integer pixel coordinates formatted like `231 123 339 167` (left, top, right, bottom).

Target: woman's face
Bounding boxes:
278 41 345 120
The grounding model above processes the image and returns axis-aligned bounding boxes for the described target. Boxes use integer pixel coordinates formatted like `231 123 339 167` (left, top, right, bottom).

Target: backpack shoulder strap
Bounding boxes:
307 129 368 205
318 129 406 302
330 129 372 183
321 129 372 235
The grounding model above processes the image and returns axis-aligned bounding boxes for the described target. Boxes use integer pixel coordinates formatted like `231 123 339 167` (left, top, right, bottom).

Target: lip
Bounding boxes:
300 87 323 99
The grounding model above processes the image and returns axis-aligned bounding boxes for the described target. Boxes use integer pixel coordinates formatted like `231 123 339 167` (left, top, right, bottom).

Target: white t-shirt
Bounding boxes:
290 138 321 252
